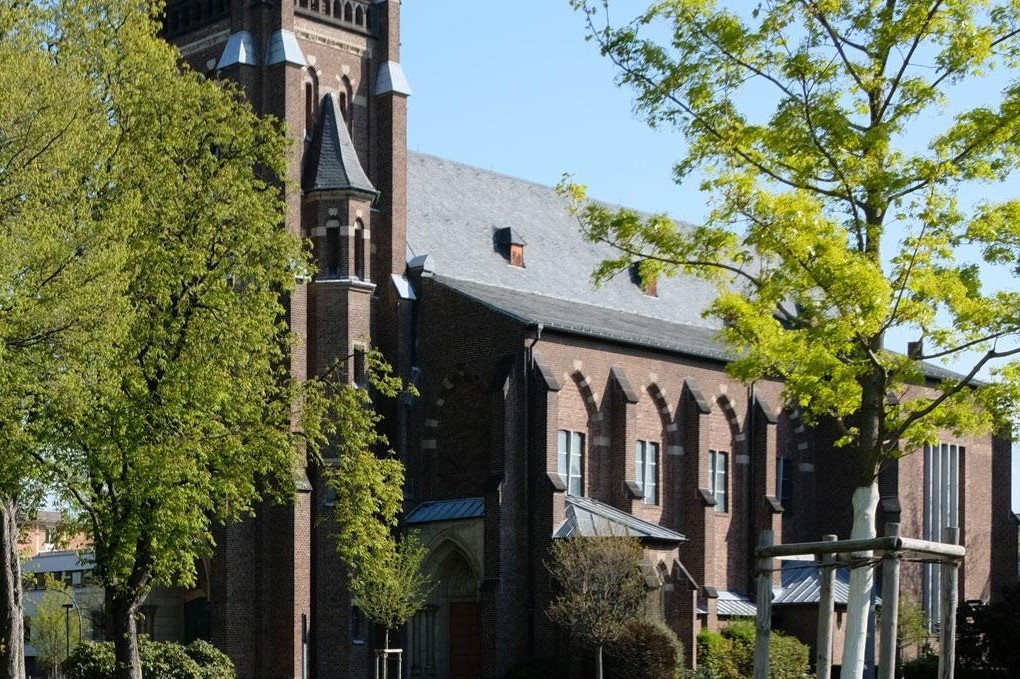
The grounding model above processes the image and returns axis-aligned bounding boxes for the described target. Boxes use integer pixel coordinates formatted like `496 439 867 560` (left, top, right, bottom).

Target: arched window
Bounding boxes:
343 2 353 22
355 5 363 25
304 69 319 132
354 220 366 280
332 0 340 16
339 76 353 128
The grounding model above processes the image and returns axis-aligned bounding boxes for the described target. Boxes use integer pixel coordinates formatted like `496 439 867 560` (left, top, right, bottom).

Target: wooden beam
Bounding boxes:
753 530 774 679
878 524 901 679
815 534 837 679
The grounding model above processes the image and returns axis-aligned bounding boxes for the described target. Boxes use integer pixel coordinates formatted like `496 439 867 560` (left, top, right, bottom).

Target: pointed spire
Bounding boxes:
302 93 377 197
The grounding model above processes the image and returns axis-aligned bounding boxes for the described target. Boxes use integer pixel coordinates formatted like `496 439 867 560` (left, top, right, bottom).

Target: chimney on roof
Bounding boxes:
494 227 526 268
629 261 658 297
908 339 924 360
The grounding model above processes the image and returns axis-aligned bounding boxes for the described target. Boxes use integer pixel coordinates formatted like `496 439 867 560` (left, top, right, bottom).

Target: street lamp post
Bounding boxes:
62 603 74 658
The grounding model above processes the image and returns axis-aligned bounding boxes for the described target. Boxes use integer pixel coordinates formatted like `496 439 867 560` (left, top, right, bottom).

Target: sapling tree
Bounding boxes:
566 1 1020 675
546 537 648 679
349 533 433 651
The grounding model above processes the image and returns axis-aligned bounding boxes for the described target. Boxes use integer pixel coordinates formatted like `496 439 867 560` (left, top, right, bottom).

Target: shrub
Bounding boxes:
605 620 685 679
63 641 115 679
900 649 937 679
184 640 234 679
696 620 811 679
504 656 564 679
139 640 203 679
62 639 236 679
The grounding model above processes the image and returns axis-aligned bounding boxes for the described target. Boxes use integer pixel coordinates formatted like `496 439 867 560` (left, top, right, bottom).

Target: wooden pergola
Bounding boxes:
753 523 965 679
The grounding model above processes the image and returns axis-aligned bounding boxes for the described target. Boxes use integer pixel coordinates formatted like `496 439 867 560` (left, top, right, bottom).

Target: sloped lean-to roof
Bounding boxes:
404 497 484 525
553 496 686 544
772 560 882 606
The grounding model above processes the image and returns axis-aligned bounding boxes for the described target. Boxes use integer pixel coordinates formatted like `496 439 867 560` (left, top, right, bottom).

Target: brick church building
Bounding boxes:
161 1 1017 678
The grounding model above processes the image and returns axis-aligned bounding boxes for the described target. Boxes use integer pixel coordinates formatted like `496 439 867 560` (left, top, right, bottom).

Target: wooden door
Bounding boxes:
448 602 481 679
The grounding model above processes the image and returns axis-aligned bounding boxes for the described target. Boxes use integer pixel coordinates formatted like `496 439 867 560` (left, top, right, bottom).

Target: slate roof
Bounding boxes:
406 152 721 332
430 274 732 362
303 93 377 196
404 497 484 524
553 496 686 544
405 151 969 381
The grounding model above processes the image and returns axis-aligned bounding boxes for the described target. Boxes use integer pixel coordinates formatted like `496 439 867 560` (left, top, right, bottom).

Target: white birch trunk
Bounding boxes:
840 483 879 679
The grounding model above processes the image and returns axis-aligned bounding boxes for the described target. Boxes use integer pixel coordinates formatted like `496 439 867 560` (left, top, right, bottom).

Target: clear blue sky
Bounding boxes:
401 1 1020 512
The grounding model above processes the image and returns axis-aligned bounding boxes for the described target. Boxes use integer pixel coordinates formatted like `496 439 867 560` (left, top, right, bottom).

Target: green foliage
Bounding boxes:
504 656 565 679
181 641 234 679
696 621 811 679
604 619 685 679
567 4 1020 672
896 593 930 655
136 641 203 679
900 649 938 679
545 537 647 648
313 351 414 586
63 641 116 679
63 640 235 679
348 532 434 641
566 0 1020 479
27 575 90 676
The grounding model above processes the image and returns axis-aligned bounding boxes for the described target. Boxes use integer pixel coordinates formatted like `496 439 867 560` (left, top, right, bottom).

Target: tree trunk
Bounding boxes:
840 482 880 679
595 643 603 679
106 590 142 679
0 497 26 679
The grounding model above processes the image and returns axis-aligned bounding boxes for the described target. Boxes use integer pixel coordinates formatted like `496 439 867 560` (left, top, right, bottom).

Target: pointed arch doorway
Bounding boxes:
409 540 481 679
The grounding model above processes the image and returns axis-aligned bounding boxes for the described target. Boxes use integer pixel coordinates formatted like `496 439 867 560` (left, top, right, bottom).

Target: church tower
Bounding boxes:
163 2 410 678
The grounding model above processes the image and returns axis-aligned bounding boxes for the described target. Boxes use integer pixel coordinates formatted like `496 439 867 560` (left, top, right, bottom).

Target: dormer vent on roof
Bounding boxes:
494 227 526 268
629 261 658 297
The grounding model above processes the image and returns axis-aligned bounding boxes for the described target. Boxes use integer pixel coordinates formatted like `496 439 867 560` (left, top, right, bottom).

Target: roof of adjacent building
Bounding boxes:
303 93 377 196
22 550 93 574
404 497 485 524
773 560 882 606
553 496 686 544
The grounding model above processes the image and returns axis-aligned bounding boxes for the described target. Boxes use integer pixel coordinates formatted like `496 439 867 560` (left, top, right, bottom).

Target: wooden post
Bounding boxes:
938 527 960 679
816 534 837 679
878 524 901 679
754 530 774 679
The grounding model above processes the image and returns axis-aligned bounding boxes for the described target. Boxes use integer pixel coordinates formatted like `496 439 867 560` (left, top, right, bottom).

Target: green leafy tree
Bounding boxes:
896 593 929 668
311 352 410 583
566 1 1020 675
348 533 434 650
546 537 648 679
28 575 90 677
310 351 427 650
22 3 316 679
0 4 127 678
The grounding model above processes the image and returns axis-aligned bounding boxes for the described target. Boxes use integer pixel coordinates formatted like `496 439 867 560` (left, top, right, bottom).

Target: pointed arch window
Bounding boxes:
354 220 366 280
304 69 319 132
339 76 353 128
